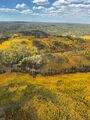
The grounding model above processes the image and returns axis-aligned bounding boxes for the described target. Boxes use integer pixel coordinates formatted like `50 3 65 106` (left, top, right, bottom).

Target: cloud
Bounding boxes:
51 0 90 17
0 8 19 13
69 4 90 8
33 6 44 10
32 0 48 4
53 0 90 7
0 7 32 15
16 3 27 9
53 0 69 7
20 9 32 14
0 0 90 18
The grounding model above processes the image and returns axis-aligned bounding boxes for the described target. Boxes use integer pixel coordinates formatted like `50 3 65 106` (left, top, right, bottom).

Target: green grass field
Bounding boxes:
0 72 90 120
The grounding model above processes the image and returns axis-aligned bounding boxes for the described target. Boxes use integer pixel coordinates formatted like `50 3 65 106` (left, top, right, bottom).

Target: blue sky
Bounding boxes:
0 0 90 23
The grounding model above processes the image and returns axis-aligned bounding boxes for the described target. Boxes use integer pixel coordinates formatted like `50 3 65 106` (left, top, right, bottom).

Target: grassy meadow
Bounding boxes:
0 72 90 120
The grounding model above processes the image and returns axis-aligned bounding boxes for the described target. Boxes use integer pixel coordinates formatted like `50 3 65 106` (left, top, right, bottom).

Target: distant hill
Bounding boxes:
0 22 90 36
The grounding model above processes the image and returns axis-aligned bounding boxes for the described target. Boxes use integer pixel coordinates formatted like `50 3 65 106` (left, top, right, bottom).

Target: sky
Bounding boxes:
0 0 90 23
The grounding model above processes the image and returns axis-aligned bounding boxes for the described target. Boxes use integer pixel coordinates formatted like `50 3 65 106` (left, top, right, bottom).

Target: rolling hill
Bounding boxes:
0 34 90 76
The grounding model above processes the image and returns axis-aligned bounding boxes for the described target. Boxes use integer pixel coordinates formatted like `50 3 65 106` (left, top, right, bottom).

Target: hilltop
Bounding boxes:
0 33 90 77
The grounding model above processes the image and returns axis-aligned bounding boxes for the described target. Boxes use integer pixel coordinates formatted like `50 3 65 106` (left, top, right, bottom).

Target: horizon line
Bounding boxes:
0 21 90 25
